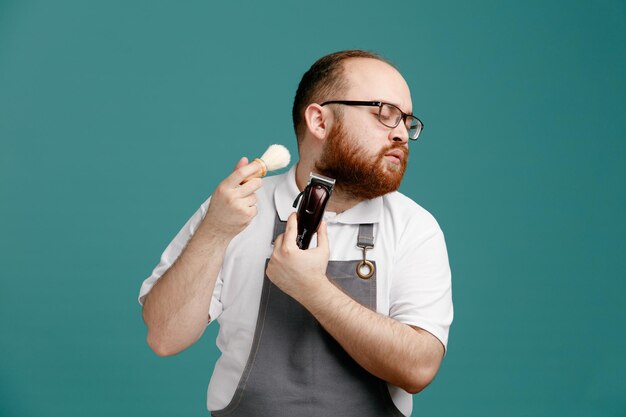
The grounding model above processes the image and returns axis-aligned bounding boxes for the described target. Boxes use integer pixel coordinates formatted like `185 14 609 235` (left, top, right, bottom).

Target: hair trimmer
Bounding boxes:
292 173 336 249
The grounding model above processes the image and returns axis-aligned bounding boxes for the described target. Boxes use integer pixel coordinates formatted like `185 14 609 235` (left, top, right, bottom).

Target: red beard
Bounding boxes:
315 120 409 200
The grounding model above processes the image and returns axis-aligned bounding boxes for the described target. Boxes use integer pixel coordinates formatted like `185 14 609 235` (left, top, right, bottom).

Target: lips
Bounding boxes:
384 149 406 163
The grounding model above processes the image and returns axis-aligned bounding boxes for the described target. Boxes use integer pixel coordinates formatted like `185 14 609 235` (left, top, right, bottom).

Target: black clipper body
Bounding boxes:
292 173 336 249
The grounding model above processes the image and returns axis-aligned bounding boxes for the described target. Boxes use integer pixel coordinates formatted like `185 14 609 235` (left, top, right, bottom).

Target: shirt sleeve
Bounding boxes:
389 221 453 352
137 197 224 322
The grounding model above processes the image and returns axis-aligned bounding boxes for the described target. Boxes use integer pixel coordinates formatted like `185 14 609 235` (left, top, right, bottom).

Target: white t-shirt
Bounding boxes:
138 164 453 417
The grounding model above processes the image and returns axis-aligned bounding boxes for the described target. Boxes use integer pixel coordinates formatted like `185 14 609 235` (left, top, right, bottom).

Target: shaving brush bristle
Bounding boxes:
260 144 291 171
241 144 291 183
254 144 291 176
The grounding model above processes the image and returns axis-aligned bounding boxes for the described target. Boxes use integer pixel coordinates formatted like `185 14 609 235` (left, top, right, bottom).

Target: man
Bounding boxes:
139 50 453 417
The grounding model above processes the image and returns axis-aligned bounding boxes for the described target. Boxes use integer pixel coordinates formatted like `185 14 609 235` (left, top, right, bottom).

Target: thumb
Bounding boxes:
283 212 298 249
316 220 329 250
234 156 249 171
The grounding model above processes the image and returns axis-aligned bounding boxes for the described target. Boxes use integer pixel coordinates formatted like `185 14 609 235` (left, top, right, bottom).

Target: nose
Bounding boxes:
389 121 409 144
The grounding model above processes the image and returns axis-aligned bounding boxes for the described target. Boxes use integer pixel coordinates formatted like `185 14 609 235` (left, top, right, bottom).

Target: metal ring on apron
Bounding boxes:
356 246 375 279
356 259 375 279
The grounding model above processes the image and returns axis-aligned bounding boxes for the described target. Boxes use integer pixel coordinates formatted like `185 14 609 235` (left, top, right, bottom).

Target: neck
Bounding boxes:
295 161 365 214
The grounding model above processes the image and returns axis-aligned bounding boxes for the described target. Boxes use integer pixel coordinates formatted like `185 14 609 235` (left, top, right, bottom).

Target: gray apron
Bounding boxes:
212 215 404 417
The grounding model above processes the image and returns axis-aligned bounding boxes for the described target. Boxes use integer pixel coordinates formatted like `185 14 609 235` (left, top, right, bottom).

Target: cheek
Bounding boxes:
350 122 385 154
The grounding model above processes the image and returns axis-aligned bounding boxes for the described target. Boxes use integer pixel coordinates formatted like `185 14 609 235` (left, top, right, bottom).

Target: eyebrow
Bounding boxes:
376 100 413 116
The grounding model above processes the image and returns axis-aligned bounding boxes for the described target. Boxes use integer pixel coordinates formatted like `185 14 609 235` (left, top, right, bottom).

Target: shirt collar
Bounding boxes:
274 163 383 225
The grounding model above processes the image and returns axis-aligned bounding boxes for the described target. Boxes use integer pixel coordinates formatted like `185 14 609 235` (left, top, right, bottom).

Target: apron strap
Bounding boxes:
357 223 375 249
356 223 375 279
272 215 287 244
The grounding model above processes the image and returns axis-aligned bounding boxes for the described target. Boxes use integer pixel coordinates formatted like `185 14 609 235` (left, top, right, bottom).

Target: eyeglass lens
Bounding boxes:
379 103 421 140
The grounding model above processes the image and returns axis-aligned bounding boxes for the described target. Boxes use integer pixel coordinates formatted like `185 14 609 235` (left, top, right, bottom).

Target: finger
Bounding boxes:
273 232 284 249
245 205 258 218
241 194 257 207
237 177 263 197
282 212 298 249
315 220 329 250
234 157 249 170
224 160 262 187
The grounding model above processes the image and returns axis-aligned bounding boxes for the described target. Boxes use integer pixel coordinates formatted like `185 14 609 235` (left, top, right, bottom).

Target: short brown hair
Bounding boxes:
292 50 391 143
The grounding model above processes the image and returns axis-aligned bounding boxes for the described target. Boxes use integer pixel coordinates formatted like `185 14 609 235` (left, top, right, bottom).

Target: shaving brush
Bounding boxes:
244 144 291 181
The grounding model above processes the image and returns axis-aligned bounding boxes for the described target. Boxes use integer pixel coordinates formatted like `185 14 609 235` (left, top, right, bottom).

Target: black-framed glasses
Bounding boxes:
320 100 424 140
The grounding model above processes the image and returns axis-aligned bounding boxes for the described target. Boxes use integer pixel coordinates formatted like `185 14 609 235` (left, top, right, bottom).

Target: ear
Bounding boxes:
304 103 331 141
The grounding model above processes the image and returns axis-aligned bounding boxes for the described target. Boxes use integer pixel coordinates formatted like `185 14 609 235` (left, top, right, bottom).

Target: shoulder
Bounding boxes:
382 191 441 228
380 191 444 244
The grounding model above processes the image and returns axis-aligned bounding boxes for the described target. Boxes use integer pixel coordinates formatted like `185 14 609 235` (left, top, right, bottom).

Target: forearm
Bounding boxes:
141 159 263 356
296 279 444 394
142 220 231 356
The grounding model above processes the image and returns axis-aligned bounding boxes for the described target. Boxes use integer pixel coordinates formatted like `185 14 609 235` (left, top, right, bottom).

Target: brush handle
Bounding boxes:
241 159 267 184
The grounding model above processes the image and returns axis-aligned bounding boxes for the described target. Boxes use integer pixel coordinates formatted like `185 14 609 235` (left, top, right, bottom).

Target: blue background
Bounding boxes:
1 1 625 416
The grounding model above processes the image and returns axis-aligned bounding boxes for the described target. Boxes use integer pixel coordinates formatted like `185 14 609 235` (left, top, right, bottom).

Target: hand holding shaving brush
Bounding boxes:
204 144 290 238
242 144 291 183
